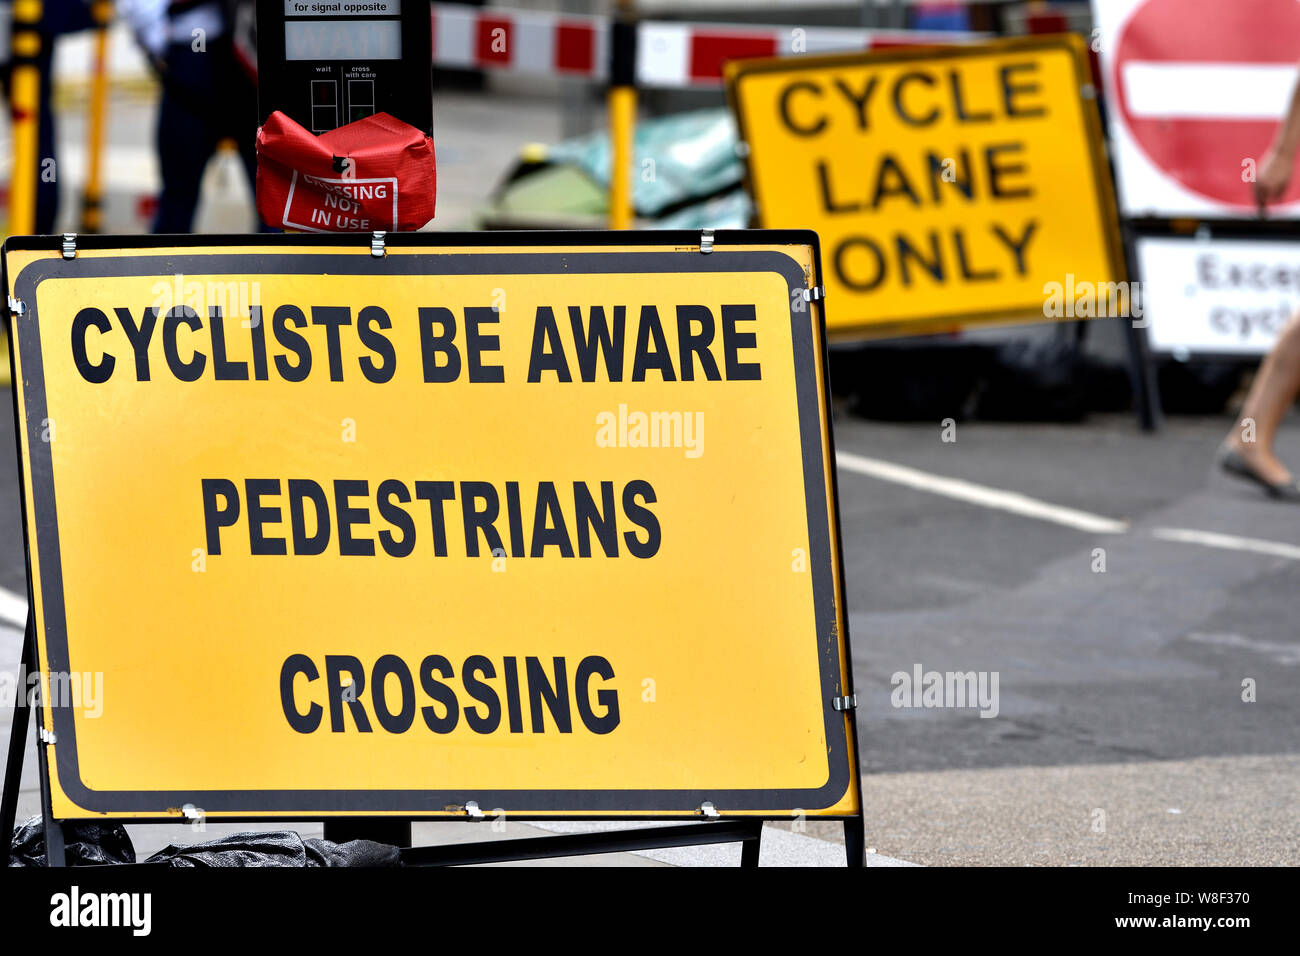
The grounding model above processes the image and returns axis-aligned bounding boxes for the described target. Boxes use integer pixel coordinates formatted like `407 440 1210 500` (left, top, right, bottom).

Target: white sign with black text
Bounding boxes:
1136 235 1300 356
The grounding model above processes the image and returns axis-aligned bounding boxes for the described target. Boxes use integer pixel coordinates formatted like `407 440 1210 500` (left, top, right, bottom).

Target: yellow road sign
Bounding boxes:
5 233 860 819
726 36 1126 339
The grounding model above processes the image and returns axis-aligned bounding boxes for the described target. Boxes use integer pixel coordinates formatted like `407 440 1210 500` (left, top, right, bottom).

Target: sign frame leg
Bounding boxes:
1121 223 1164 431
739 819 762 867
1125 315 1163 432
844 812 865 867
30 613 66 867
323 819 412 849
0 615 34 864
0 612 65 866
7 611 68 867
398 819 767 867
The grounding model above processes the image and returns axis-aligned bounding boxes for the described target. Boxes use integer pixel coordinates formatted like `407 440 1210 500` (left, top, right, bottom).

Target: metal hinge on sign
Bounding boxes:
698 801 720 818
463 800 485 819
62 233 77 259
832 694 857 712
371 231 386 258
38 727 57 745
699 228 714 254
8 296 25 316
803 286 825 302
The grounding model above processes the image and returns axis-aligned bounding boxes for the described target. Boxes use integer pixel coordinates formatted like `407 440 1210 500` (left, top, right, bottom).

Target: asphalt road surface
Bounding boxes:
827 411 1300 865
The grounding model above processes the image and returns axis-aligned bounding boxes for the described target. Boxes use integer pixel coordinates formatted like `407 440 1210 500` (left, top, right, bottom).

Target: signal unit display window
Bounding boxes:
348 79 376 123
310 79 338 133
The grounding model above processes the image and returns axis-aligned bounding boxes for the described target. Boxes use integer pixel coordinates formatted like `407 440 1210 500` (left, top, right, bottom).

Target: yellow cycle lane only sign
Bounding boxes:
4 233 859 820
726 36 1125 338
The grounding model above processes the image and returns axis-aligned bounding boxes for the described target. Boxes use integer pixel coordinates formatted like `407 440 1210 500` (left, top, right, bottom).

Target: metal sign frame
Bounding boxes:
0 230 865 866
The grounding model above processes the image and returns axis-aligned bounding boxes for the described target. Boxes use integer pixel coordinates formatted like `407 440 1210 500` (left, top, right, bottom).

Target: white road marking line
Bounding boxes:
836 451 1300 561
1184 632 1300 666
835 450 1131 535
1151 527 1300 561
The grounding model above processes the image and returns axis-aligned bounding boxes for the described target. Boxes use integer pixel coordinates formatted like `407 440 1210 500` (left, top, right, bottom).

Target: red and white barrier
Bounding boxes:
432 6 608 79
634 22 976 88
430 2 978 89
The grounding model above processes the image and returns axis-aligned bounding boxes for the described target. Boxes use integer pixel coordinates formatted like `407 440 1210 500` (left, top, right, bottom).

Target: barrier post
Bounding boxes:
8 0 44 236
607 10 637 230
79 0 113 233
1120 222 1164 431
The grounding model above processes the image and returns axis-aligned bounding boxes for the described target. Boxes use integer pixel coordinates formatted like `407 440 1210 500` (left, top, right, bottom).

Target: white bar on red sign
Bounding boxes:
1122 62 1294 121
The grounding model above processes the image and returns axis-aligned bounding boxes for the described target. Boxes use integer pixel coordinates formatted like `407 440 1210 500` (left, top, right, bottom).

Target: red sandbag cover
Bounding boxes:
256 110 436 232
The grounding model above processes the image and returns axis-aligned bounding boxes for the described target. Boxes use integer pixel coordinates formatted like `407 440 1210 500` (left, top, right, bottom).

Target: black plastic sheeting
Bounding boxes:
9 816 135 867
146 832 400 868
9 816 401 867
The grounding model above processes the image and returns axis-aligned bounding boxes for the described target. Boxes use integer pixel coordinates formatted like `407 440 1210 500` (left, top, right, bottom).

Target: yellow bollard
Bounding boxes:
607 85 636 230
8 0 44 236
606 11 637 231
80 0 113 233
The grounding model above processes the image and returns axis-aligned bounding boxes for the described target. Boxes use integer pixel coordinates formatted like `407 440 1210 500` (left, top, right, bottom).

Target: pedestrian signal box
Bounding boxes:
257 1 433 136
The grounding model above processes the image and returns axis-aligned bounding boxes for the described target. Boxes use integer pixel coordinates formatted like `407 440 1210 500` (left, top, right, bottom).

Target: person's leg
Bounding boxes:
232 94 276 232
221 49 276 233
152 46 223 233
1225 311 1300 484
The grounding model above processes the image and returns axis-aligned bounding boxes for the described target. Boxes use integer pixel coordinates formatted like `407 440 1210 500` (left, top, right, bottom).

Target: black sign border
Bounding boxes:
7 236 858 817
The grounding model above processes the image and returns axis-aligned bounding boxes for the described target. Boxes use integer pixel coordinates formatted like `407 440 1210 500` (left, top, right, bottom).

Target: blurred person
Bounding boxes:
119 0 258 232
1218 67 1300 501
1 0 97 232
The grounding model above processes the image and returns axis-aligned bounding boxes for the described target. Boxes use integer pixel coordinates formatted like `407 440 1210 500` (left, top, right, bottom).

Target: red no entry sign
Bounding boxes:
1109 0 1300 212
